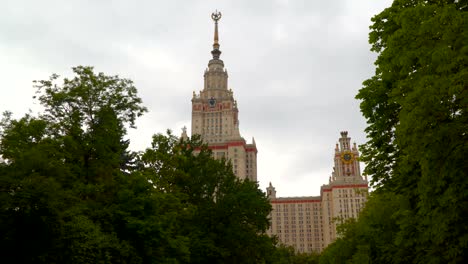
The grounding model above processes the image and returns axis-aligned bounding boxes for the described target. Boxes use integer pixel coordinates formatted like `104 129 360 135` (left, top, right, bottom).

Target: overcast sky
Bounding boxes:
1 0 392 197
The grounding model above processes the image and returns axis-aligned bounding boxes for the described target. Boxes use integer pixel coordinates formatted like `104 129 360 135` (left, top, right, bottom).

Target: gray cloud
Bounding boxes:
0 0 391 197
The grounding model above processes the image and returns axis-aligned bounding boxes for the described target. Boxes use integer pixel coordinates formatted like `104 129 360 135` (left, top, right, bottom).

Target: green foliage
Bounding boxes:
0 66 279 263
320 191 400 264
0 67 152 263
347 0 468 263
270 244 320 264
33 66 147 131
142 132 274 264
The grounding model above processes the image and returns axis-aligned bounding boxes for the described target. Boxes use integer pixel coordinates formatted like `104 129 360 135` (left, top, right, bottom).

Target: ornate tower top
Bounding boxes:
330 131 365 183
339 130 351 151
266 182 277 199
211 10 222 60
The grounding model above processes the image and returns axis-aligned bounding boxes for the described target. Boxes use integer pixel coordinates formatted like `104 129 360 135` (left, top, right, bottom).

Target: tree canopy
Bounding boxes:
322 1 467 263
0 66 280 263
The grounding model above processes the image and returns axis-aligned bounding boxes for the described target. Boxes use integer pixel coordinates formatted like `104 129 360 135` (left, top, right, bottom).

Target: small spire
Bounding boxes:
211 10 222 59
181 126 188 141
213 13 220 47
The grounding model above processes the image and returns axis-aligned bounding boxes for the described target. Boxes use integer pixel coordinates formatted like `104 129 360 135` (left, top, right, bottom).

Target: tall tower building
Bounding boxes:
267 132 368 253
320 131 368 246
191 11 257 181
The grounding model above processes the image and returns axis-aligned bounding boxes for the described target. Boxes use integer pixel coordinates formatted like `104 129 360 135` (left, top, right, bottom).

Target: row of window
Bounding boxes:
276 228 322 235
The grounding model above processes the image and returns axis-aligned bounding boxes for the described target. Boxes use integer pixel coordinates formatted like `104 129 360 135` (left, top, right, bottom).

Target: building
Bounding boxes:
188 11 257 181
186 12 368 253
266 131 368 253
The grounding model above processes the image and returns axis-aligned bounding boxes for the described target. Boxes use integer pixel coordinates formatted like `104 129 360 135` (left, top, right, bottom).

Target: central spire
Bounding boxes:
211 10 222 60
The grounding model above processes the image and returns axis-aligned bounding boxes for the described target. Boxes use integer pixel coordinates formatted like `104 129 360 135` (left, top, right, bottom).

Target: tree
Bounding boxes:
33 66 147 184
1 66 279 263
141 132 275 264
0 66 154 263
319 191 400 264
356 1 468 263
270 244 319 264
34 66 146 131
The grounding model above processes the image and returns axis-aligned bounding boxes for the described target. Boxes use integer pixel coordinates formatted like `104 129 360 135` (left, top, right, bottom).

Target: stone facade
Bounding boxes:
190 12 257 181
267 132 368 253
187 14 367 253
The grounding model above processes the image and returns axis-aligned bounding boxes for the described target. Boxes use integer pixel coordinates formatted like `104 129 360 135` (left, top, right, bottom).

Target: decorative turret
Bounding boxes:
266 182 276 199
339 131 351 151
204 10 228 91
331 131 364 182
180 126 188 141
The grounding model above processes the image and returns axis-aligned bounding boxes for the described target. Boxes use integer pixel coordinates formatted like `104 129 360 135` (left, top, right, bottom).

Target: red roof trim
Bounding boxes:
209 145 228 150
194 141 257 151
227 141 245 147
246 147 257 152
331 184 368 189
321 184 368 193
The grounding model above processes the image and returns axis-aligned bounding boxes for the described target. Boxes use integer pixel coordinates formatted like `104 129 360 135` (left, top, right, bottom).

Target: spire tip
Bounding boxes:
210 10 222 59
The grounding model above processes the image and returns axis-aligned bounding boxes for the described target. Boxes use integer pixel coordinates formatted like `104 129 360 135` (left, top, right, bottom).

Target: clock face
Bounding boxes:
341 152 353 163
209 97 216 108
343 153 352 161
